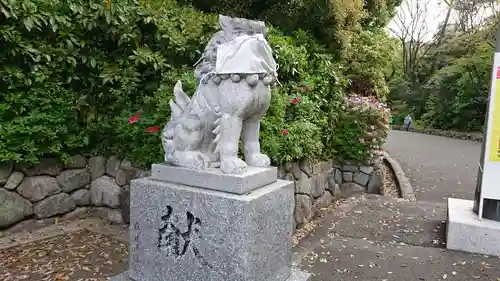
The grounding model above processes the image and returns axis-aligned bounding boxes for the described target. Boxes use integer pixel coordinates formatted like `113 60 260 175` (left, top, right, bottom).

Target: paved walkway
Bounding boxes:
294 195 500 281
383 130 481 202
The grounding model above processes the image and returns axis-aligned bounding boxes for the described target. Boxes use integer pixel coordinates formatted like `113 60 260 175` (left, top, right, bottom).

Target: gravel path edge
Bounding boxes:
381 151 416 201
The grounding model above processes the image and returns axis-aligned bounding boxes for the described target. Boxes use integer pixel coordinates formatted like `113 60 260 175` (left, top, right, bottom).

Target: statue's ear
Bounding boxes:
247 20 266 35
219 15 236 41
257 20 267 35
219 15 232 31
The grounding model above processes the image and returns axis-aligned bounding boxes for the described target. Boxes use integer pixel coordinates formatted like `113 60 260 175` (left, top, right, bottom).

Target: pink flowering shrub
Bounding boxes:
330 95 390 163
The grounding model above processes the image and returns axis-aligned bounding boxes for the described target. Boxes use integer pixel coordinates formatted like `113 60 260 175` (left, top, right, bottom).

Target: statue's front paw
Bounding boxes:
246 153 271 168
172 151 210 170
220 157 247 174
189 152 211 170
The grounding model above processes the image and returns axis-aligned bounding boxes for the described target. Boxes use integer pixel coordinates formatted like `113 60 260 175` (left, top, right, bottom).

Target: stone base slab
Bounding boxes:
151 163 277 194
127 177 295 281
111 268 311 281
447 198 500 256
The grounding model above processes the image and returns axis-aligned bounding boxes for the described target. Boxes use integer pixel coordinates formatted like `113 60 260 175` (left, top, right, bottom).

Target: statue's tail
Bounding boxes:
169 81 191 119
162 81 191 160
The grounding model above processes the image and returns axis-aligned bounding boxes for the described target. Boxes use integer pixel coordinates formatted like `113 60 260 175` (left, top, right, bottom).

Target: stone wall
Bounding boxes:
0 156 149 230
277 158 382 229
0 156 382 233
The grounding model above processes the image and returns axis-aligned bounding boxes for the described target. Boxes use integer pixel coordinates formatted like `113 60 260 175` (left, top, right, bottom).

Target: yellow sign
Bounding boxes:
489 77 500 162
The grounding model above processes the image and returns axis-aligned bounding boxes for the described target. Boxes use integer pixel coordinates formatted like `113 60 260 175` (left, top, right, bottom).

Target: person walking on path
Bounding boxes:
403 114 412 131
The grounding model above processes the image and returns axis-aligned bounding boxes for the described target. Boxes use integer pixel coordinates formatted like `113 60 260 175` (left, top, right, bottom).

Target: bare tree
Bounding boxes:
426 0 455 76
389 0 433 87
451 0 500 33
442 0 500 48
438 0 500 34
388 0 500 86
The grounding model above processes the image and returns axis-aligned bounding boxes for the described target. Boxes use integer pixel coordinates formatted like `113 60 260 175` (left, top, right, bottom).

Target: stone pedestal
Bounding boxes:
111 165 311 281
447 198 500 256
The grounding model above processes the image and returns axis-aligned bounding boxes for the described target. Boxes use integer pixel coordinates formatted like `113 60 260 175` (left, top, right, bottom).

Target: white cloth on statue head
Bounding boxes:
215 34 277 76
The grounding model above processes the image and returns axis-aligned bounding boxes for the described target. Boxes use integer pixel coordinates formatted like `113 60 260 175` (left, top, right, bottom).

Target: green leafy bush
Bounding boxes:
0 0 388 166
387 20 494 133
420 44 490 132
0 0 216 165
177 0 367 55
0 84 84 163
260 83 324 164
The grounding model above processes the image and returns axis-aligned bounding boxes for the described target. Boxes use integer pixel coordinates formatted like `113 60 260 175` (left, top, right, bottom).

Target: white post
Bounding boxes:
473 18 500 221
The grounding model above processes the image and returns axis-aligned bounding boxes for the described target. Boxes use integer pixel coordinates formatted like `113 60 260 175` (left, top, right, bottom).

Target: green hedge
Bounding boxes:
0 0 388 167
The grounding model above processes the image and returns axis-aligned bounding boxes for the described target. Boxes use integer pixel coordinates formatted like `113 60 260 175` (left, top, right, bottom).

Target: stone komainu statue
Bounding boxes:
161 15 278 174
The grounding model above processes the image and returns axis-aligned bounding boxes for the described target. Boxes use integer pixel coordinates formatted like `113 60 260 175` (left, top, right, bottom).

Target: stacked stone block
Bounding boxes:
278 158 383 229
0 156 149 231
